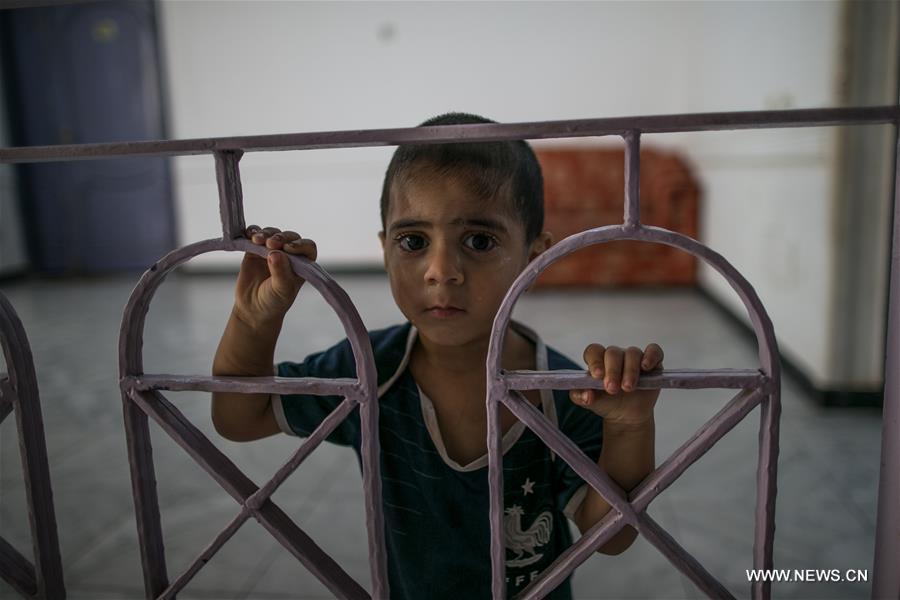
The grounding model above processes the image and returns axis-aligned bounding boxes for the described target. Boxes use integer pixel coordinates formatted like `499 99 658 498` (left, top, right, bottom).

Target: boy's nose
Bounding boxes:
424 245 464 285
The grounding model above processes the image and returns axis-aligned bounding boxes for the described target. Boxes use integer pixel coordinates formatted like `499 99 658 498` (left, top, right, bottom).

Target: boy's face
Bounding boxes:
379 173 551 350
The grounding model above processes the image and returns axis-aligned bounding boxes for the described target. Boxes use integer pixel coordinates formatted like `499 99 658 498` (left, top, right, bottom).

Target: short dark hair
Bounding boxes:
379 112 544 244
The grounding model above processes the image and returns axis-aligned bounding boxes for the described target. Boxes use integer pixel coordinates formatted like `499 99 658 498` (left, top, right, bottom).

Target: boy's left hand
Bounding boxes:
570 343 664 427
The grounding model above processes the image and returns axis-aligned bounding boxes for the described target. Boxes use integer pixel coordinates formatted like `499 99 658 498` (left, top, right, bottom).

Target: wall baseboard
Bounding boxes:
0 268 29 284
695 285 884 409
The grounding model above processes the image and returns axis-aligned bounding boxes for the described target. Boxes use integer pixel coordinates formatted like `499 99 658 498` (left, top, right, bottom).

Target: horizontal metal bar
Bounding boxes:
503 368 767 391
1 106 896 164
122 374 359 397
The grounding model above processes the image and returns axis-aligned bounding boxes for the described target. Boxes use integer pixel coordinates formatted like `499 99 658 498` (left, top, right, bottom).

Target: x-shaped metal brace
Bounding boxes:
124 386 371 600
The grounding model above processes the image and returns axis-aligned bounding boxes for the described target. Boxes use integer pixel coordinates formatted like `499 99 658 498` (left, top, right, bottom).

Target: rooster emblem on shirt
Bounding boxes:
504 504 553 568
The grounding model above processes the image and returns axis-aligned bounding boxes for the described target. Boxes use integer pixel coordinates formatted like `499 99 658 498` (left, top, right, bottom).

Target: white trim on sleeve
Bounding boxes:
563 483 589 522
270 394 297 436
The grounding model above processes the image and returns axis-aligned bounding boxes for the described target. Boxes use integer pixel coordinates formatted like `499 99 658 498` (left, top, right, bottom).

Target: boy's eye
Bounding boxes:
397 234 428 252
463 233 497 252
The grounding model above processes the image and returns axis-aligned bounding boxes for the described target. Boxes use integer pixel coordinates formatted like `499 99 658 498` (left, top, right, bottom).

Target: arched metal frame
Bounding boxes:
116 151 387 599
486 132 780 600
1 105 897 600
0 292 66 599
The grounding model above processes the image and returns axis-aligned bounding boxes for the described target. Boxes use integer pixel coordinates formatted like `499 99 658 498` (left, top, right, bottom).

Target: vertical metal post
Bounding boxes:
872 127 900 599
751 386 780 600
214 150 246 239
623 130 641 228
122 399 169 599
119 251 169 599
487 383 506 600
0 293 66 599
359 390 390 599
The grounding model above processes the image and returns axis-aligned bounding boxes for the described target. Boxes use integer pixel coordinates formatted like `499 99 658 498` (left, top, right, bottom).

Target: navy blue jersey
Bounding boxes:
274 322 603 599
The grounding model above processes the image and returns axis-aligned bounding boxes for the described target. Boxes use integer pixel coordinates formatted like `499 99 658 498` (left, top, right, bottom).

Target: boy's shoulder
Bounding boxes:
284 322 586 395
544 344 581 372
367 322 414 357
279 322 412 385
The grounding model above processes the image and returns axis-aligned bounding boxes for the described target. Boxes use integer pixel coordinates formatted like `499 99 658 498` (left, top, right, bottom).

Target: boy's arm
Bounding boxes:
211 309 282 441
573 416 655 555
211 226 317 441
569 343 662 555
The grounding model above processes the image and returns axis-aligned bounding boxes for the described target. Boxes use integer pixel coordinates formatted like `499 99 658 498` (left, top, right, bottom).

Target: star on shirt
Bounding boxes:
521 478 535 496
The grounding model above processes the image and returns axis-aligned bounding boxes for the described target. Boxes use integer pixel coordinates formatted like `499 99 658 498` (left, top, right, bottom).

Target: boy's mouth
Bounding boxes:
425 305 465 318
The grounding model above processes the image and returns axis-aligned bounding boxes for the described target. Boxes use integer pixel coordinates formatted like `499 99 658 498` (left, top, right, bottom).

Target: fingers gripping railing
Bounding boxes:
0 292 66 599
486 131 782 600
117 151 387 599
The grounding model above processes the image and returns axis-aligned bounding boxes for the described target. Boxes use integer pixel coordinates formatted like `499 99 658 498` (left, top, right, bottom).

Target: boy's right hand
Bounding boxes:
233 225 318 329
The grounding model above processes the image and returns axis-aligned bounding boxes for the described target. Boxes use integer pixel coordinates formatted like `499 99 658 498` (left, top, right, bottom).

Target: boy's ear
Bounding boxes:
378 230 386 249
528 231 553 262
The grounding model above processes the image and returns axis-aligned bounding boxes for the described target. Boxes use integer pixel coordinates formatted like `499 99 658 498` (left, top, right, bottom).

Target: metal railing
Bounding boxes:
486 130 780 600
0 292 66 599
1 104 897 599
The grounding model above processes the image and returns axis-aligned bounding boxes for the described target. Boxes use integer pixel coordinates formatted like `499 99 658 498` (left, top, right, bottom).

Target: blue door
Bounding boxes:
2 0 175 273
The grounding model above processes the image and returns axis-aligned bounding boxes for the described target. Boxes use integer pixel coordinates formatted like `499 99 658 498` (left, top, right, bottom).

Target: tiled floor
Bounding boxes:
0 273 884 599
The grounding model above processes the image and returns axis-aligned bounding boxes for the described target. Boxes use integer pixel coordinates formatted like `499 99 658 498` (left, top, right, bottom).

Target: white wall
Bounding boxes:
158 0 727 269
158 1 861 387
658 3 843 388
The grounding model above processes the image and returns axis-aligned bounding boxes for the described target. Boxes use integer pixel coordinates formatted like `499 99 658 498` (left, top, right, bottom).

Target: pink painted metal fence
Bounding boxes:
0 292 65 599
486 131 780 600
116 152 386 600
1 105 898 599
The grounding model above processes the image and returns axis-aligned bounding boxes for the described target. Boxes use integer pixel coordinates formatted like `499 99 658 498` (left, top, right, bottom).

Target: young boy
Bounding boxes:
212 113 663 599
